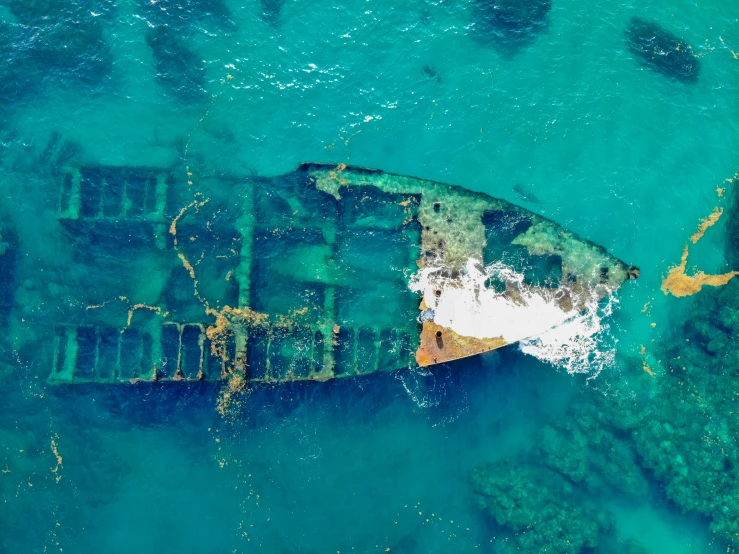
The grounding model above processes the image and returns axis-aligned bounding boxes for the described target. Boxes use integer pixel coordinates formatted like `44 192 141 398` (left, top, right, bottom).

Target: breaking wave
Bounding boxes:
398 366 443 409
519 293 618 378
411 258 620 378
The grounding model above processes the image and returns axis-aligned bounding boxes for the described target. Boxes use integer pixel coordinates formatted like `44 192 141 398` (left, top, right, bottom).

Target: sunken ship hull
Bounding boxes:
40 163 636 384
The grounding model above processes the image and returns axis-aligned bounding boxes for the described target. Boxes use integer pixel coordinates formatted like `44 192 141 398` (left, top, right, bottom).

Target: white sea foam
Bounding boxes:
519 294 617 378
409 258 616 377
398 367 442 409
410 259 579 344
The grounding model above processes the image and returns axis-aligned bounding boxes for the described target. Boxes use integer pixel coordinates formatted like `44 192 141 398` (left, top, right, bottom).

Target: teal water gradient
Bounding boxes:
0 0 738 552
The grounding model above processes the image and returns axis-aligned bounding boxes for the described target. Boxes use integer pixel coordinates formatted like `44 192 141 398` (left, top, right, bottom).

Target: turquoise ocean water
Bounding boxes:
0 0 738 552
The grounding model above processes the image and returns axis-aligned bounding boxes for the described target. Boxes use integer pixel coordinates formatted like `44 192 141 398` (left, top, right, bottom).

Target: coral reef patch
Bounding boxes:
472 176 739 552
472 460 608 554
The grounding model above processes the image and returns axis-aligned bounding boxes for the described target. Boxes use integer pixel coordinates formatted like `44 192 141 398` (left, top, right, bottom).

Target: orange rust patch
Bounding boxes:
415 321 507 366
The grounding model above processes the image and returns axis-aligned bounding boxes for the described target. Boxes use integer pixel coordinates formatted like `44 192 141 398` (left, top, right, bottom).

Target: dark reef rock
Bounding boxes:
630 279 739 546
470 389 648 552
537 399 649 501
472 461 608 554
726 176 739 269
470 176 739 551
0 227 18 329
0 22 40 104
261 0 285 25
30 23 111 84
422 64 441 83
146 26 207 104
473 0 552 52
3 1 111 93
141 0 236 32
625 17 700 83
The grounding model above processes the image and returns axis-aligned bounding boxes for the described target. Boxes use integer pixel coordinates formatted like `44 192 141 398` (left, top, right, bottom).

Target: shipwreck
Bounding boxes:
43 163 637 384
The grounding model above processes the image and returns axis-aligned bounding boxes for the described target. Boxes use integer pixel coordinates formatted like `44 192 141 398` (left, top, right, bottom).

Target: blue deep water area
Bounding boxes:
0 0 738 552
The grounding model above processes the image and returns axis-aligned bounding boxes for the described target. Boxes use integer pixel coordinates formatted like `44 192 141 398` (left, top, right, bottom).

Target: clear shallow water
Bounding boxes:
0 0 738 552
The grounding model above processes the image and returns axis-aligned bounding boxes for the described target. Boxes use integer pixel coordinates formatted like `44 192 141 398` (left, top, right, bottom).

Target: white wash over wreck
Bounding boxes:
40 163 637 384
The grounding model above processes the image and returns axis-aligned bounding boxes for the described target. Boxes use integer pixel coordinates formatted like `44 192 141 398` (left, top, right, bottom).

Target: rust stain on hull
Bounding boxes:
416 322 507 366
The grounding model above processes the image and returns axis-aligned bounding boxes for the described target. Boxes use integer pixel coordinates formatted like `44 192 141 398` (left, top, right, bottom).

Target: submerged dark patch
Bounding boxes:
625 17 700 83
0 228 18 329
0 22 40 104
146 26 207 104
261 0 285 25
11 0 112 85
473 0 552 52
140 0 236 32
726 176 739 269
0 1 111 100
422 64 441 83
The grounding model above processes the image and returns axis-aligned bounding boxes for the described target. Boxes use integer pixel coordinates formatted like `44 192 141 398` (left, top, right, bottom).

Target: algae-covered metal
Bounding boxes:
46 163 637 384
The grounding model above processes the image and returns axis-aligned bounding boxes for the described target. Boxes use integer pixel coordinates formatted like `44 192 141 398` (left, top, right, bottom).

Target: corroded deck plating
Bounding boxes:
43 163 636 384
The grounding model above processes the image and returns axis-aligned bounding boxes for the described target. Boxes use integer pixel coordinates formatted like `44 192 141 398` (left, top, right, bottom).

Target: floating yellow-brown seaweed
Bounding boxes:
639 344 655 377
50 437 63 483
662 207 738 297
216 373 246 417
126 303 168 327
690 207 723 244
661 246 738 297
169 198 210 246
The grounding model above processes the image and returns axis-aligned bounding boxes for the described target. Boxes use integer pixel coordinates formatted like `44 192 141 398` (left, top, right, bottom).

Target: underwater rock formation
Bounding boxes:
725 175 739 269
0 224 15 328
1 1 111 97
625 17 700 83
0 22 41 104
261 0 285 25
10 0 111 86
146 26 207 104
0 223 17 378
422 64 441 83
537 398 648 500
141 0 236 32
470 389 648 552
472 461 608 554
472 177 739 551
473 0 552 52
630 278 739 546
